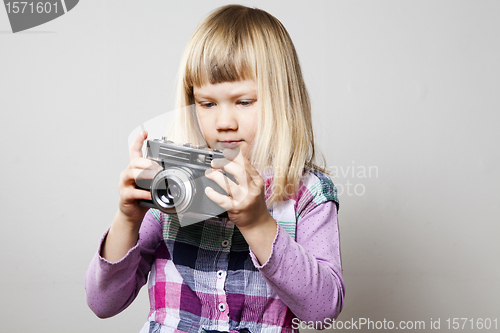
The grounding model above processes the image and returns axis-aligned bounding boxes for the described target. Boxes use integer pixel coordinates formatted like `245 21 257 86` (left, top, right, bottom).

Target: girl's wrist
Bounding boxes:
238 213 277 265
237 211 275 234
113 210 142 235
101 211 141 263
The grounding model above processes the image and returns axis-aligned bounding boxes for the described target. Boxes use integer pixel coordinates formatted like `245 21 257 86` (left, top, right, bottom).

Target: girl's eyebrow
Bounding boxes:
193 91 210 99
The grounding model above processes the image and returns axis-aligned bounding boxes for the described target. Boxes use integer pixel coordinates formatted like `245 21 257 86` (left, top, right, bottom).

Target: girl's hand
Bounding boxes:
103 131 162 262
117 131 162 228
204 149 275 232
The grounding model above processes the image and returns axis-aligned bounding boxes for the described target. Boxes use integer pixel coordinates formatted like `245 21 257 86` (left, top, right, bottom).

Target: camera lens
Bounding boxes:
150 168 195 214
168 183 180 198
157 181 181 205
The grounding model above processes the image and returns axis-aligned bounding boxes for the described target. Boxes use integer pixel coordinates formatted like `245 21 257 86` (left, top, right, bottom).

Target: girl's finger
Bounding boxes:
121 167 157 187
130 158 162 172
211 159 245 182
214 156 262 193
205 168 239 196
133 168 159 181
222 148 261 181
210 148 243 171
129 131 148 161
120 187 152 203
205 187 233 211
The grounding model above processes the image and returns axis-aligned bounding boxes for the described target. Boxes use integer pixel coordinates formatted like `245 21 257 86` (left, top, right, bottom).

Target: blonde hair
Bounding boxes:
168 4 327 206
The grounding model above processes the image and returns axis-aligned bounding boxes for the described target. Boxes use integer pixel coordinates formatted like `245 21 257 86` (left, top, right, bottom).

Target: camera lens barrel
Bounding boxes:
150 167 195 214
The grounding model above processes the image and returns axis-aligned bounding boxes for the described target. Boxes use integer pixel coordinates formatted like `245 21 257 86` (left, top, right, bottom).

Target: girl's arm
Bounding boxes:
85 210 162 318
250 201 344 322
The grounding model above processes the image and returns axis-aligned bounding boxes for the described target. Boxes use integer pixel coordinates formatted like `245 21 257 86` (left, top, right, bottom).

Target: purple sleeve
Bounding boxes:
84 210 162 318
250 201 344 321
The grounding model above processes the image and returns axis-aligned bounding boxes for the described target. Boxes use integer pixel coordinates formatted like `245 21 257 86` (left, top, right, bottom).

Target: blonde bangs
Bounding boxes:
183 8 258 93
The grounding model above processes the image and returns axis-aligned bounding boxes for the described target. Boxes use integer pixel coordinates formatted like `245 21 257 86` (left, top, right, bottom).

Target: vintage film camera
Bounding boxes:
136 137 235 226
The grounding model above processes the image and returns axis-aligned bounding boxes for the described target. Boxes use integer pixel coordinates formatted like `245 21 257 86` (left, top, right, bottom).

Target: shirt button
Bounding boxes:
218 303 226 312
221 239 229 247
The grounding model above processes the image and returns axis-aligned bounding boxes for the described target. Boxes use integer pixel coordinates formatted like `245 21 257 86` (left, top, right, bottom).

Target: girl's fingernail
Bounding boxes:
205 168 213 176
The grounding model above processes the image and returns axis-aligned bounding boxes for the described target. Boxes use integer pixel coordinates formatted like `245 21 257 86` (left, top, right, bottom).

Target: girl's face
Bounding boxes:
194 80 258 159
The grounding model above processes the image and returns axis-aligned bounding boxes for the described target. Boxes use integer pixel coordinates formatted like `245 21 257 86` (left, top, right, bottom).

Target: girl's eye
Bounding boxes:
199 102 216 108
238 100 255 107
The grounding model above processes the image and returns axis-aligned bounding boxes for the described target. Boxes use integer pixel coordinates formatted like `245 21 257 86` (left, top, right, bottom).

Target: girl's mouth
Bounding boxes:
219 141 242 149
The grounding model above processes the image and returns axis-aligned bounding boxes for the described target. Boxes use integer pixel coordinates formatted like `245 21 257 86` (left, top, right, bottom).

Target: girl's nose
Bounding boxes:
215 106 238 131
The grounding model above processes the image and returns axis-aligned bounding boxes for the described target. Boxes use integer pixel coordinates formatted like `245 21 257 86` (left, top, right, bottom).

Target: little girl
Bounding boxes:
86 5 344 333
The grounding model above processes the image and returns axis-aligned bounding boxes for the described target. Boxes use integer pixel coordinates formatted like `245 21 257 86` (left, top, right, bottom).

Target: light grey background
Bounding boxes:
1 1 499 332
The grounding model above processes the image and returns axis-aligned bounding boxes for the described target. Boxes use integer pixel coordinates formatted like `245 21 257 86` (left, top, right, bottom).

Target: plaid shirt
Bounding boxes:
86 170 343 333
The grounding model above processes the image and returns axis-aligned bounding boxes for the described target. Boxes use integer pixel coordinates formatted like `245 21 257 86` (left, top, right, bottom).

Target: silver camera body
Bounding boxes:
137 138 233 226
